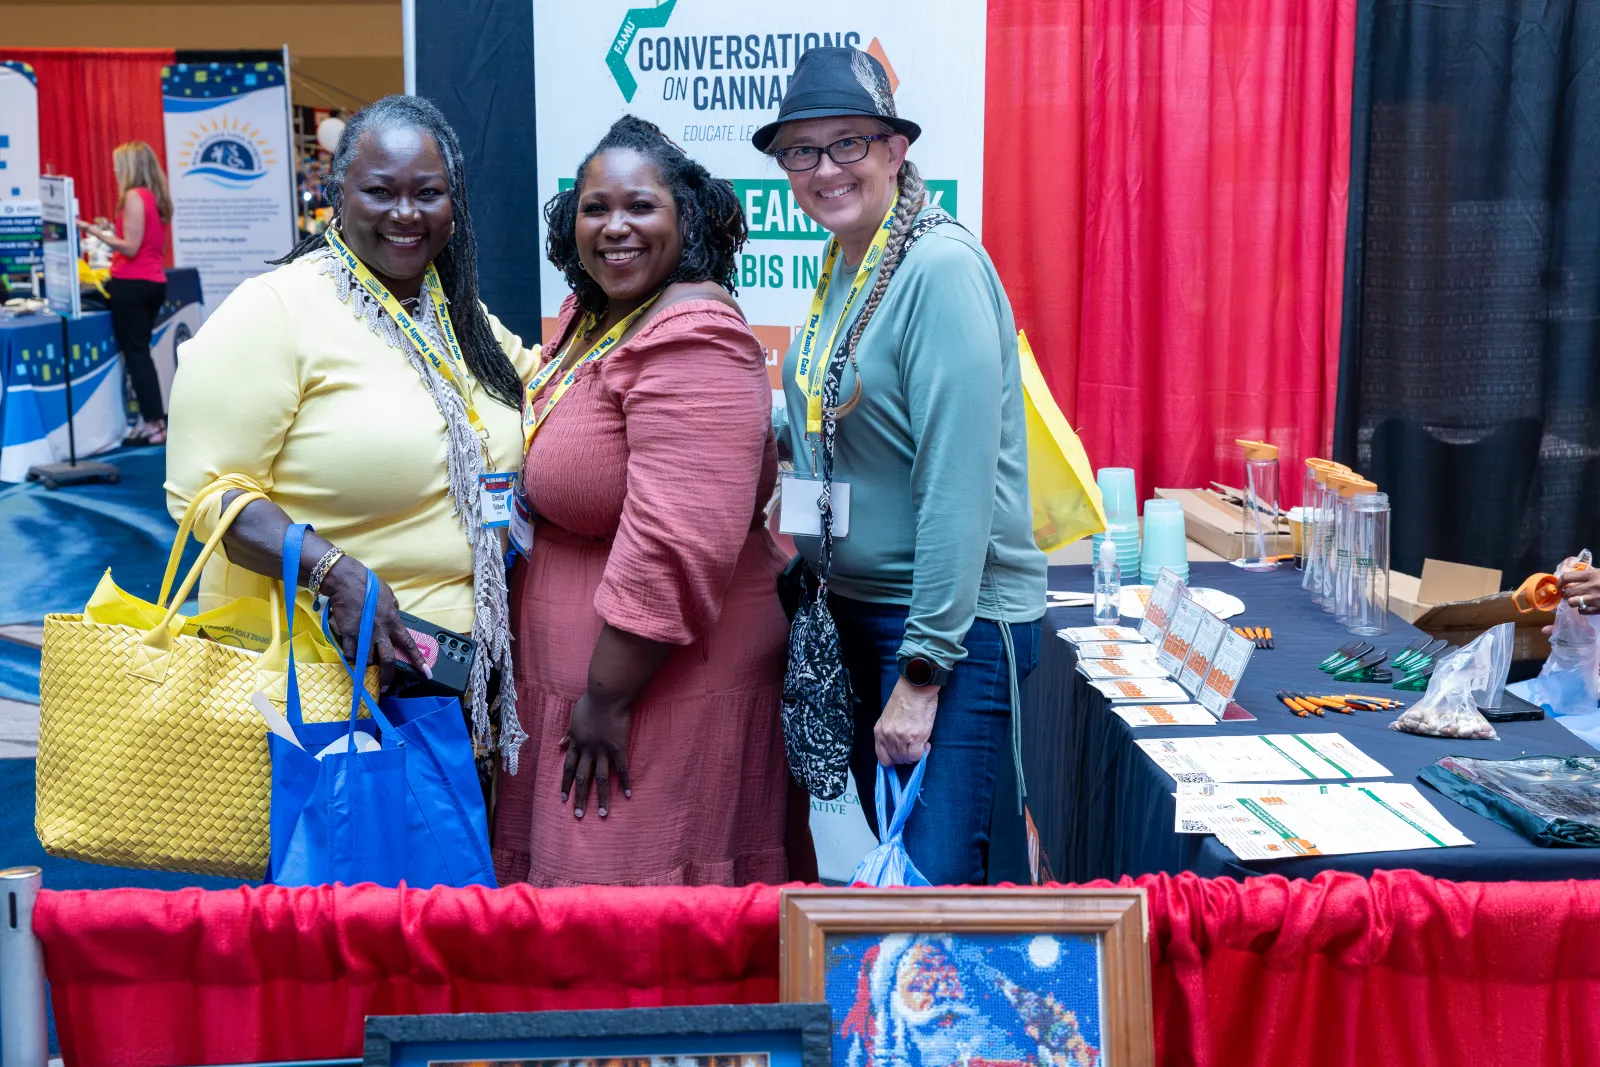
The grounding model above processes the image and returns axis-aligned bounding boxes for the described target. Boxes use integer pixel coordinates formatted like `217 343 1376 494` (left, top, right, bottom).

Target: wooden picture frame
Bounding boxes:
363 1003 832 1067
781 888 1153 1067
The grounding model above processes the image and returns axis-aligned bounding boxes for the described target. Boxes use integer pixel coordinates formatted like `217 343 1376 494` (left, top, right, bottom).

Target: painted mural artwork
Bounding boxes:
824 932 1102 1067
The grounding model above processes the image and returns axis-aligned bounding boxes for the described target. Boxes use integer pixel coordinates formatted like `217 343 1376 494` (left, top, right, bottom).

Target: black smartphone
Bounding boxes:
326 605 476 696
1481 690 1546 724
394 609 476 696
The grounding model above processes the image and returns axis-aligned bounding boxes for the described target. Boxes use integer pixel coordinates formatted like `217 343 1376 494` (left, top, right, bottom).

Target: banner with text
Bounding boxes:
533 0 987 386
162 60 296 314
0 61 43 279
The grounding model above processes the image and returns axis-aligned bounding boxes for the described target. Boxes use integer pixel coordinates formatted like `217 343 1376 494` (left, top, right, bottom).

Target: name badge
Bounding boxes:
478 472 515 529
778 473 850 539
508 488 534 560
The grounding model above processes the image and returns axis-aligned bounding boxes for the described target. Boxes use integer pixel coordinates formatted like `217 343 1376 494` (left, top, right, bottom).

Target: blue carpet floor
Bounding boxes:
0 635 40 703
0 446 200 629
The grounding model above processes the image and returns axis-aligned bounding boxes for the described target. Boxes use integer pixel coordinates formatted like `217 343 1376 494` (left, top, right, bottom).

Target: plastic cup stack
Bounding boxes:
1139 498 1189 583
1092 467 1141 576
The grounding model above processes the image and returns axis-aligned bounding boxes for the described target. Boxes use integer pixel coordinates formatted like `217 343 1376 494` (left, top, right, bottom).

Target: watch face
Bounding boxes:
903 657 934 686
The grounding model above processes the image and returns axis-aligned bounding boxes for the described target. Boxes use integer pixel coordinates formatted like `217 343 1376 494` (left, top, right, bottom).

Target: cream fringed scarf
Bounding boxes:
310 246 527 773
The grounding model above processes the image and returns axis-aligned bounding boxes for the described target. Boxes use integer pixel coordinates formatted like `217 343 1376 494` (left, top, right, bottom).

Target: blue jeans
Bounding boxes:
829 594 1042 886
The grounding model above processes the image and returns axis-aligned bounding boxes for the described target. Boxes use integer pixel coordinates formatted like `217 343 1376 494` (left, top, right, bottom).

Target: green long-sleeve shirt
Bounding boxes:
778 209 1046 669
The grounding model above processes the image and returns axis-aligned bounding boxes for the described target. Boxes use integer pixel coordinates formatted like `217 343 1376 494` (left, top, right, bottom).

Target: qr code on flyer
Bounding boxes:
1180 820 1210 832
1174 772 1213 784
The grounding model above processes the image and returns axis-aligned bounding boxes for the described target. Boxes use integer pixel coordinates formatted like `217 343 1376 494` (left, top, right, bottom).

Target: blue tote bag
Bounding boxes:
268 525 495 888
851 758 933 887
268 525 404 886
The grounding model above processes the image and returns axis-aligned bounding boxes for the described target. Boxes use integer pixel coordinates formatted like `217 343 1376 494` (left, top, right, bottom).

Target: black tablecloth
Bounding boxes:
1020 562 1600 882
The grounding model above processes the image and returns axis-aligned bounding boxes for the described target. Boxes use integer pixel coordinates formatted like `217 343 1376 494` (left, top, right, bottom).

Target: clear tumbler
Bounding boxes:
1334 478 1377 624
1233 440 1280 571
1321 474 1351 613
1348 492 1391 635
1301 461 1336 598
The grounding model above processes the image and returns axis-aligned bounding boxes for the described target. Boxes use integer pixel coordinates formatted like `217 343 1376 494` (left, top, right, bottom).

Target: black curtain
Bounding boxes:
414 0 540 345
1335 0 1600 583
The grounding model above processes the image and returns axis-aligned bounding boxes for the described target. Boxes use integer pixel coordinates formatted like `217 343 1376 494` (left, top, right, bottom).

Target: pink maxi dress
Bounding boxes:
492 296 792 886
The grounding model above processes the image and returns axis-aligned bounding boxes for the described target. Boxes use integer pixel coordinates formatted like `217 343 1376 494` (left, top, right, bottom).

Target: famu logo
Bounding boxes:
177 119 275 188
606 0 876 112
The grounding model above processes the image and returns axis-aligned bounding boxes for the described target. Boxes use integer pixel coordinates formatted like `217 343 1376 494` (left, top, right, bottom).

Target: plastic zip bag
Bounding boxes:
851 759 932 887
1390 623 1512 740
1525 550 1600 717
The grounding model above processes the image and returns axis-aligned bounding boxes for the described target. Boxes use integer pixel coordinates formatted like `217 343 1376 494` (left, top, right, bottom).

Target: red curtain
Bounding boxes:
0 48 173 225
984 1 1355 505
35 872 1600 1067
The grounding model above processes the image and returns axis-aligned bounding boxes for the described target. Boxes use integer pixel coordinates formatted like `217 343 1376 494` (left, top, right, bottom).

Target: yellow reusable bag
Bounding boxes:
1019 330 1107 551
37 480 370 878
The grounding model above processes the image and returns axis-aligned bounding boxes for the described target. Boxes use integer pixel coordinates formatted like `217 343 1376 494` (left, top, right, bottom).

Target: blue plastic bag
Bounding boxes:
368 688 495 888
268 525 494 888
851 759 932 887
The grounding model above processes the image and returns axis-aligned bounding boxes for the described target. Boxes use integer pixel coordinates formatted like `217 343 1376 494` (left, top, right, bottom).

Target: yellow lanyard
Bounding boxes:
325 229 488 439
794 197 897 436
521 292 662 453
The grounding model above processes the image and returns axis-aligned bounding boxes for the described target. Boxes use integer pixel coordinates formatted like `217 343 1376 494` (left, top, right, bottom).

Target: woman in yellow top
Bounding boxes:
164 96 538 767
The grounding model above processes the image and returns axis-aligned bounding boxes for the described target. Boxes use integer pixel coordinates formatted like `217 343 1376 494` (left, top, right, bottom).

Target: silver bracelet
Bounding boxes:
306 547 346 599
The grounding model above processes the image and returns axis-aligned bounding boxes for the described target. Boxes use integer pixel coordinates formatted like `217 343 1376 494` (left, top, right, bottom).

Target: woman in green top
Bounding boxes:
755 47 1047 885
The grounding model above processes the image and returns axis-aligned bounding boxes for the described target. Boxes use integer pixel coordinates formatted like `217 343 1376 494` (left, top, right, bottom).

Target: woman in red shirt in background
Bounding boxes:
78 140 171 445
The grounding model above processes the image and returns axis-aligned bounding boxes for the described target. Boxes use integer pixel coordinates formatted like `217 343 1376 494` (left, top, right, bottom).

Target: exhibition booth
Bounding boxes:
1 1 1599 1065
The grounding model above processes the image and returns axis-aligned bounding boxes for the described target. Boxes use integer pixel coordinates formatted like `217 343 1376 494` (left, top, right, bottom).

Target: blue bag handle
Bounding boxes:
319 583 399 737
280 524 394 736
280 524 311 729
875 756 929 843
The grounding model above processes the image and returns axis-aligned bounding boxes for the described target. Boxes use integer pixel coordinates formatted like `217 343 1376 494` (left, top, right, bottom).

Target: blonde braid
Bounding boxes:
825 160 928 421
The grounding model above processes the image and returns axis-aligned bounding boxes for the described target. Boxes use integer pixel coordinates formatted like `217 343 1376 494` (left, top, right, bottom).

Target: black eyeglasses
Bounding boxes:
772 134 892 173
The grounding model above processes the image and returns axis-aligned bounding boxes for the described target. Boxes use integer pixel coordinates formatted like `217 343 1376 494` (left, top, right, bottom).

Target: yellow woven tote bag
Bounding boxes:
1019 330 1108 551
37 482 369 878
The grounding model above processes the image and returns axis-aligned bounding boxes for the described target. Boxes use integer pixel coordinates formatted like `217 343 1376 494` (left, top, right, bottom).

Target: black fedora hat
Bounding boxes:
753 46 921 154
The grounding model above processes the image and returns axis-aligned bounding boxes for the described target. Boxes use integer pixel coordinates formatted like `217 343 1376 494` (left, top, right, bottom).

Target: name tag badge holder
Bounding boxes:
478 472 515 529
779 473 850 539
508 485 535 560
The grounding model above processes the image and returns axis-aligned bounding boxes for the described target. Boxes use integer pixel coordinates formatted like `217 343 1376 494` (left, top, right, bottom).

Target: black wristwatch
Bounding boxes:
898 654 951 688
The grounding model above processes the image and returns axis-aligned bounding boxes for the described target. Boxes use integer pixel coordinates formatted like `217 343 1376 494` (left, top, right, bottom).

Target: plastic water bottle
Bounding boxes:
1093 539 1121 626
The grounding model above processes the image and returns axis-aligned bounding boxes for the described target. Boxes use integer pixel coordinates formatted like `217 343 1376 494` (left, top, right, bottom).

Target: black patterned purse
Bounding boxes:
779 315 858 801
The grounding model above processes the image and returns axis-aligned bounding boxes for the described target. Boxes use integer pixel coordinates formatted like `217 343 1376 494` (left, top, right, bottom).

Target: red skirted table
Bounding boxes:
34 872 1600 1067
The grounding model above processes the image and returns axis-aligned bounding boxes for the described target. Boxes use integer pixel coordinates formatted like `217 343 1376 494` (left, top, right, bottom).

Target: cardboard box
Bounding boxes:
1154 488 1291 562
1391 559 1551 662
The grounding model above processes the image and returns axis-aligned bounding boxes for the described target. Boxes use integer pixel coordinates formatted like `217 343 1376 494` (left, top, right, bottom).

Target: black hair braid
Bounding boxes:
826 160 927 421
544 114 748 325
273 95 523 410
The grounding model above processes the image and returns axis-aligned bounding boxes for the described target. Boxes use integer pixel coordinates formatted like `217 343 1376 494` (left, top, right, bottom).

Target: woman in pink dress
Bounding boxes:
78 141 171 445
492 116 801 886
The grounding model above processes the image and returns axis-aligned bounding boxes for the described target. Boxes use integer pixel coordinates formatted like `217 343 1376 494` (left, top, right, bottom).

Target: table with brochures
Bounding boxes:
1020 562 1600 882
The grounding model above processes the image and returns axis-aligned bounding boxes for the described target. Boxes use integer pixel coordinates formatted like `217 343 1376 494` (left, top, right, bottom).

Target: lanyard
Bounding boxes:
521 292 662 454
324 229 488 439
794 198 897 436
